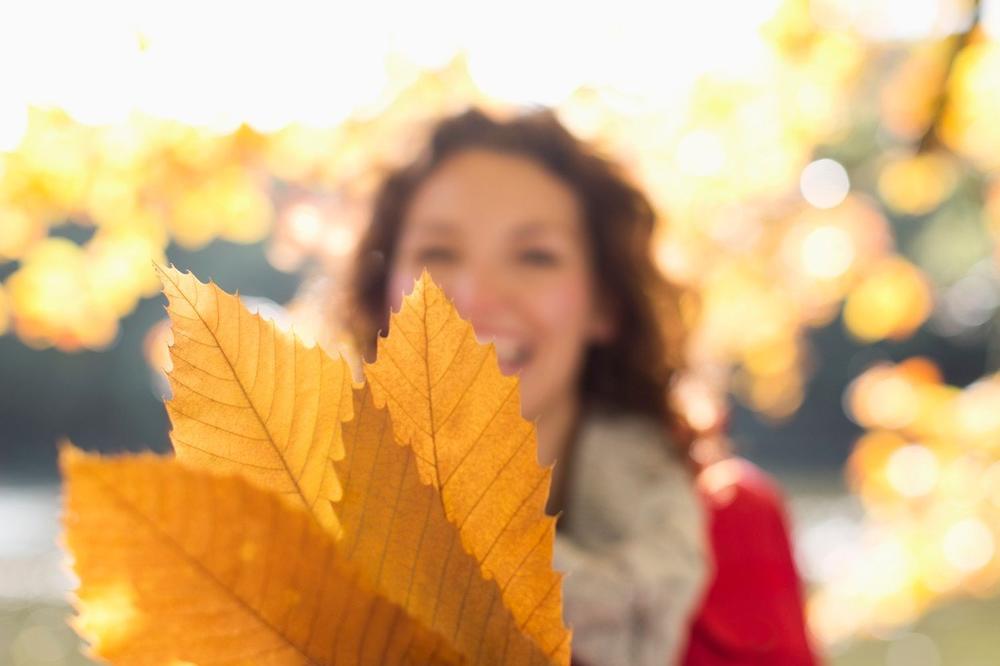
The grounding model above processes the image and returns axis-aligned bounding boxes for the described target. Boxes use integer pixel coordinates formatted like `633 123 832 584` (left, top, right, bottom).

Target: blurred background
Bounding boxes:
2 0 1000 663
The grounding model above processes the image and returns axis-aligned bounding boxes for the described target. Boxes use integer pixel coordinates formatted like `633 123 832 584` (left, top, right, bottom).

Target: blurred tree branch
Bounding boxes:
918 0 982 153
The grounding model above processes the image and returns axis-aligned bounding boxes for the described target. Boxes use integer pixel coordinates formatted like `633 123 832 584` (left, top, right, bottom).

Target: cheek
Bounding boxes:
385 268 417 313
531 278 592 336
515 275 597 418
524 273 598 374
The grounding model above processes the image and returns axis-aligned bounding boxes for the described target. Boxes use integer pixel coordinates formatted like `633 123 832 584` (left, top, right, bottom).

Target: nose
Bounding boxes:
445 266 511 332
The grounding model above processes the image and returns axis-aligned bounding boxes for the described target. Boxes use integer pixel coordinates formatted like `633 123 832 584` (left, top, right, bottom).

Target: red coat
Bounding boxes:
681 458 817 665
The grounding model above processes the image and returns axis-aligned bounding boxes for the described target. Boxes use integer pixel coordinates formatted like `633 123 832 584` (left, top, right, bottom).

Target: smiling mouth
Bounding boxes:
477 335 532 376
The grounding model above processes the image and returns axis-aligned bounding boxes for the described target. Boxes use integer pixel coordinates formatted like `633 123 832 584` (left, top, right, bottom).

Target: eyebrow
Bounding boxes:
512 219 577 239
410 221 458 236
411 218 572 238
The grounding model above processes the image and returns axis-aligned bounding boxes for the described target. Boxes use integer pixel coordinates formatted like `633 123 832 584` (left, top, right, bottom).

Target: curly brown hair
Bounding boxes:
347 107 689 441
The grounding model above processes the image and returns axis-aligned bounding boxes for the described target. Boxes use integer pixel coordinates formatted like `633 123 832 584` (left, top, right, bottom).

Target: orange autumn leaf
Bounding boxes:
337 387 560 664
158 264 354 536
365 272 569 663
61 445 462 666
160 264 561 662
63 268 569 664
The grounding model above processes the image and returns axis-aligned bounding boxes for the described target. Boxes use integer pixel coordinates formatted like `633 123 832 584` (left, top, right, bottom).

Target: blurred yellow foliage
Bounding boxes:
780 197 893 323
880 41 953 140
0 206 43 260
843 257 933 342
0 109 279 350
942 40 1000 171
169 167 273 248
0 35 888 426
878 152 959 216
7 238 119 350
813 359 1000 644
847 358 952 437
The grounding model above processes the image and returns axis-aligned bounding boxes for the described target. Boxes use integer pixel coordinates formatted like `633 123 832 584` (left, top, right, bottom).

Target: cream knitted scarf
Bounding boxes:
554 412 709 666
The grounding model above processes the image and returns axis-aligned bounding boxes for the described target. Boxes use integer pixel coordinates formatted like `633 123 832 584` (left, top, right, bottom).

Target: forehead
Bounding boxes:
404 149 584 237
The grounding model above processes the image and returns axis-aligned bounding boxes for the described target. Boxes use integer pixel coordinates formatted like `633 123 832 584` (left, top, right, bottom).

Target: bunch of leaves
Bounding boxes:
61 266 570 665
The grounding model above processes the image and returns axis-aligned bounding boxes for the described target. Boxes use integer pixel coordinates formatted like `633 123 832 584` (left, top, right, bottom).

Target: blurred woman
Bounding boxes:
343 108 816 665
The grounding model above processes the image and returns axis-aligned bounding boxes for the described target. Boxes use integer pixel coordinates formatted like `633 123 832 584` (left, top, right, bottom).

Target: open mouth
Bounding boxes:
477 335 532 376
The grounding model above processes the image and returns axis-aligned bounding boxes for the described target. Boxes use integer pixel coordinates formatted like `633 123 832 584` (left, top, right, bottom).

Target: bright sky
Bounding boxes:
0 0 775 135
0 0 992 141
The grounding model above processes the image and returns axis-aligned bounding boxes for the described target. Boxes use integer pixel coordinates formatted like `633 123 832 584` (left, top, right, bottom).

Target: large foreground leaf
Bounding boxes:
63 269 571 664
365 273 569 663
337 387 561 664
62 447 460 665
158 265 353 536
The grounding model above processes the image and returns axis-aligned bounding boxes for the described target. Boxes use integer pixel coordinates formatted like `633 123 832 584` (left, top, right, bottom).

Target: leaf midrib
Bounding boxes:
85 464 324 666
163 269 312 513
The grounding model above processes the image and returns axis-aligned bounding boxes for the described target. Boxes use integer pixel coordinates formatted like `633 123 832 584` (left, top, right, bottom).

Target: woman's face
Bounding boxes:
387 149 613 421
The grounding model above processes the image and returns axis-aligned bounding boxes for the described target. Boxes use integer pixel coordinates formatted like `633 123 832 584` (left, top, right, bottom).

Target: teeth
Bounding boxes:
477 334 527 367
475 333 494 346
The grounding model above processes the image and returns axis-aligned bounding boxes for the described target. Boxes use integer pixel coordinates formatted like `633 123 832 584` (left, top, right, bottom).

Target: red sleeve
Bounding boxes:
680 458 818 666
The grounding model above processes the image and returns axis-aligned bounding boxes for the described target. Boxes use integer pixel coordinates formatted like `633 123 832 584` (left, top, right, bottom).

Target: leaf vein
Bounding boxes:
86 465 323 666
167 405 268 441
168 372 251 409
441 381 520 490
480 471 549 565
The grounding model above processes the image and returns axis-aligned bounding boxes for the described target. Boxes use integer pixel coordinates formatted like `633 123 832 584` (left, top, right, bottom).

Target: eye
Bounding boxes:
415 246 459 264
517 248 560 267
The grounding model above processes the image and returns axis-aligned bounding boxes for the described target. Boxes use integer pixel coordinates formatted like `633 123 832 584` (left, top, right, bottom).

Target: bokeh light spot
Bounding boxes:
801 225 855 279
943 518 995 573
885 444 939 498
800 158 850 209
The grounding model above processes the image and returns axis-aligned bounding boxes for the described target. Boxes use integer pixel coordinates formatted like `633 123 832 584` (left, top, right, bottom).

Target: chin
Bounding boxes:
516 389 542 421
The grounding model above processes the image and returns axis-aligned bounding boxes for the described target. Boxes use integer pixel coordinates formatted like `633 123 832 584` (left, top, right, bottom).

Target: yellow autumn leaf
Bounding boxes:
66 267 569 664
61 445 462 666
158 264 354 536
337 387 563 665
365 272 569 663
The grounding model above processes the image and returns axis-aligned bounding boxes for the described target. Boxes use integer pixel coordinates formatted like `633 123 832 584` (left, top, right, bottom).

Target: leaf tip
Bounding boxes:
58 438 85 472
151 260 176 278
153 262 186 295
416 268 447 299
